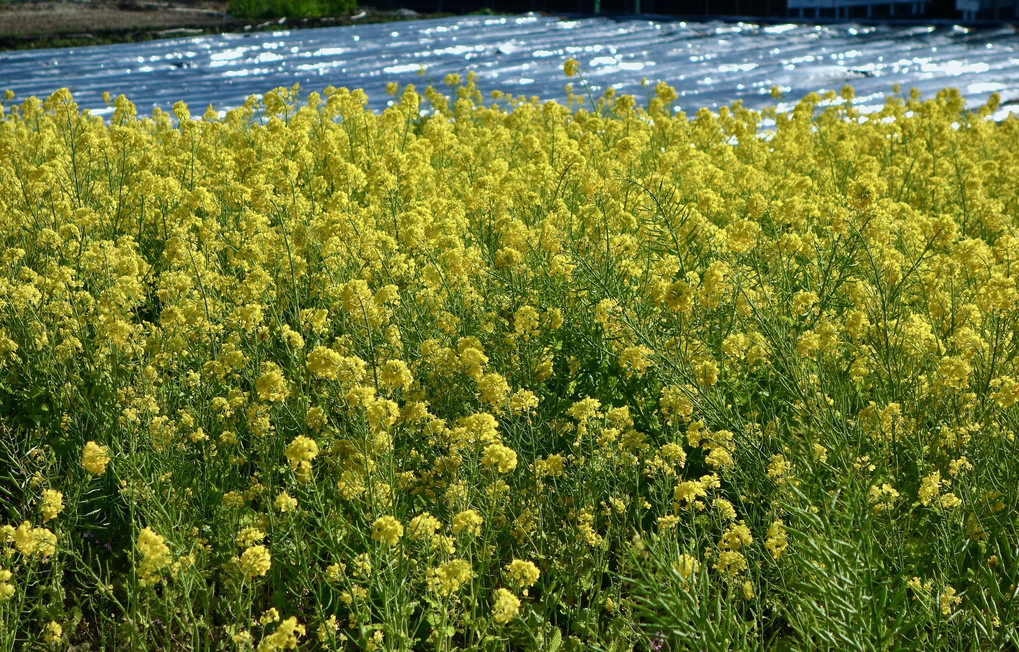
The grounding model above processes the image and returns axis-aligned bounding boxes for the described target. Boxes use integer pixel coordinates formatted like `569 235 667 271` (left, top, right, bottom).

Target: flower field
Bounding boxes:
1 66 1018 650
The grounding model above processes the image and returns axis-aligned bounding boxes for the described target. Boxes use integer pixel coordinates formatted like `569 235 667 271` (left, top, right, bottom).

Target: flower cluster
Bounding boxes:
0 76 1015 648
136 527 171 585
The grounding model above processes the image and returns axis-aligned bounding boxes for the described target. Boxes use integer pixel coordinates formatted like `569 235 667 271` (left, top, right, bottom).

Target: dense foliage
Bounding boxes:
1 70 1018 650
227 0 356 22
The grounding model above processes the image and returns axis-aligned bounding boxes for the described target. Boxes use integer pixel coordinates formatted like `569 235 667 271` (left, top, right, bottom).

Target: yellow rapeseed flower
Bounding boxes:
257 617 305 652
379 359 414 391
0 569 15 601
306 346 345 380
919 471 941 506
451 509 483 537
284 435 318 471
505 559 540 587
371 515 404 546
940 586 962 615
492 588 521 624
39 489 63 523
765 520 788 561
260 607 280 625
256 363 290 403
13 521 57 559
431 559 473 595
274 491 298 513
136 527 171 579
236 527 266 548
81 441 110 475
237 545 272 579
481 443 518 474
407 512 441 543
44 621 62 645
720 522 753 552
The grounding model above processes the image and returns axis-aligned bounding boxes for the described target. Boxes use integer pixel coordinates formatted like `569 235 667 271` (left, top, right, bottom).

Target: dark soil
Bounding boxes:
0 1 449 50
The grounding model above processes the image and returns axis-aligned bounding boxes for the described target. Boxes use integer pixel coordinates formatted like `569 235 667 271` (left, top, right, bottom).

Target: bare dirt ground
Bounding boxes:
0 1 436 49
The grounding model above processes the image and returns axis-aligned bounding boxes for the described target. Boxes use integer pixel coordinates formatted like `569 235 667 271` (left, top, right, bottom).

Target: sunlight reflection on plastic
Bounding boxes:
0 14 1017 119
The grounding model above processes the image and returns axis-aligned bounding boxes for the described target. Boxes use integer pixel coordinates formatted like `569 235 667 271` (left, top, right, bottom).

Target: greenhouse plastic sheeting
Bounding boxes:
1 14 1017 118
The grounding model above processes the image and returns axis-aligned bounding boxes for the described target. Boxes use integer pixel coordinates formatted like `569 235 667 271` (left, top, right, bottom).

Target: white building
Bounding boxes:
789 0 1018 19
787 0 930 18
957 0 1019 20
